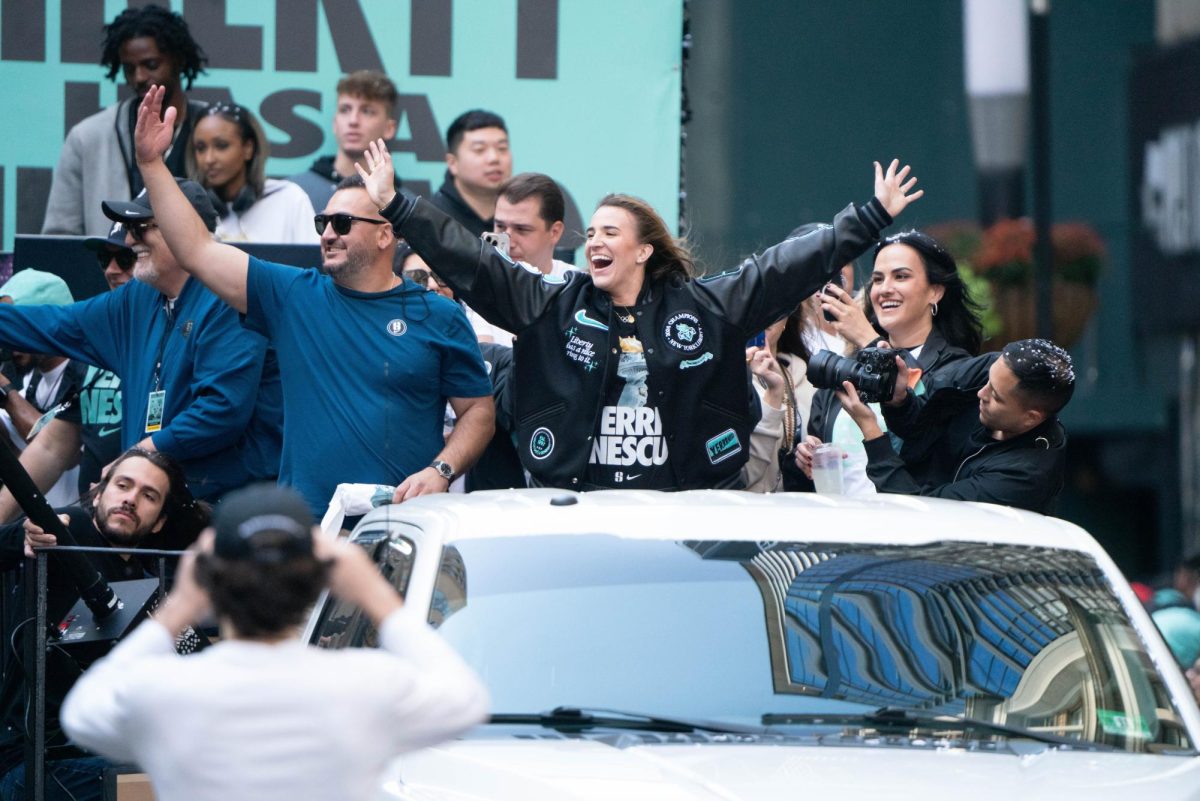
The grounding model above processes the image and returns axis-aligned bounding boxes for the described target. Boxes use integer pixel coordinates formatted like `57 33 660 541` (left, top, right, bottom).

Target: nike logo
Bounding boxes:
97 426 122 438
574 310 609 331
679 353 714 370
625 473 642 481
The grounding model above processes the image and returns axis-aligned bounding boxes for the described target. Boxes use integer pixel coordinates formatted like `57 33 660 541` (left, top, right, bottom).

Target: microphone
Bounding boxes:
0 441 118 619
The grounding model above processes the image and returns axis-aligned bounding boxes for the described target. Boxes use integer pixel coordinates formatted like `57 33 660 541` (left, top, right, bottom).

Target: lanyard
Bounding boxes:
150 299 176 391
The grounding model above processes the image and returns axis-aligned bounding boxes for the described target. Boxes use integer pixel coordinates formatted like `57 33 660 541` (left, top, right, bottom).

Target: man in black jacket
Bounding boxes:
429 110 512 237
359 138 924 491
838 339 1074 513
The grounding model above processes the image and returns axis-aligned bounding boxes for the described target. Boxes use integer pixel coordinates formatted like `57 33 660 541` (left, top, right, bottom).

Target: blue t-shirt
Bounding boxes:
244 257 492 514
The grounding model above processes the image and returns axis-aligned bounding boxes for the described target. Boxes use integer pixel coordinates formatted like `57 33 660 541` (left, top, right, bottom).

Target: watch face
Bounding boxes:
434 461 454 480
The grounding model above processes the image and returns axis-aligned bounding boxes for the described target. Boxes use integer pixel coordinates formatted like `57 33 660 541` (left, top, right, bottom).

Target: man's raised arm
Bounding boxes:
135 85 251 313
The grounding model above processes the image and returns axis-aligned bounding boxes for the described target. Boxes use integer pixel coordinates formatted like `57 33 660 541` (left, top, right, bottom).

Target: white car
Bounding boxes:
305 490 1200 800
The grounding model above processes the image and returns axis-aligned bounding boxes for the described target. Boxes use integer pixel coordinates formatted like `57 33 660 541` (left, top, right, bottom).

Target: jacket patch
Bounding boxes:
387 319 408 336
705 429 742 464
564 329 600 372
663 312 704 352
679 352 714 370
530 427 555 459
574 309 608 331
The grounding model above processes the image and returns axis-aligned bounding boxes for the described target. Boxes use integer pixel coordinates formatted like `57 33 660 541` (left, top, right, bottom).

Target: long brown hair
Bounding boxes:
596 194 695 285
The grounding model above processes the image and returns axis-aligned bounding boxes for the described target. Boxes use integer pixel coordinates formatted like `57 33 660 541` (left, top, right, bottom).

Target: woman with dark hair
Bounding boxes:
359 138 924 491
187 103 318 244
798 229 985 494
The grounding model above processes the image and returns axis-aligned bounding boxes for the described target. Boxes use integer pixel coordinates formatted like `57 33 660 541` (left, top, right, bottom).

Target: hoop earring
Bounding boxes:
930 302 939 317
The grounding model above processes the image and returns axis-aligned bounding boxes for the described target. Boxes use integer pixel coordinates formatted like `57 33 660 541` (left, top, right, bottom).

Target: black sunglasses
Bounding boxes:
127 220 158 242
314 213 389 237
404 268 446 287
98 250 136 271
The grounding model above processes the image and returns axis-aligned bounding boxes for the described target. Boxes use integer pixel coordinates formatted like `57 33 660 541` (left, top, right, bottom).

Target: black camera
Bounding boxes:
806 347 900 404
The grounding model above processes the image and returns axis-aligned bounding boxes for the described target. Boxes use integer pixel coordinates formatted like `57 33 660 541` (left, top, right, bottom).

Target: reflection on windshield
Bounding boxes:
709 541 1189 749
317 533 1193 753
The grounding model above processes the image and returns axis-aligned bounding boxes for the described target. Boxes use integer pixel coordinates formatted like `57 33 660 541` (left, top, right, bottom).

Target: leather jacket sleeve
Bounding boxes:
691 198 892 338
381 191 569 333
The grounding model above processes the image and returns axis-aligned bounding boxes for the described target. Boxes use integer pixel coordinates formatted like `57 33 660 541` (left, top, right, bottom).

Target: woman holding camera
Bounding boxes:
187 103 318 244
796 230 984 494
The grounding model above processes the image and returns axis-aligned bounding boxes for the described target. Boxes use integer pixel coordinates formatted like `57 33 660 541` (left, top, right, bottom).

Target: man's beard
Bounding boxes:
133 260 160 286
96 502 156 547
322 246 371 279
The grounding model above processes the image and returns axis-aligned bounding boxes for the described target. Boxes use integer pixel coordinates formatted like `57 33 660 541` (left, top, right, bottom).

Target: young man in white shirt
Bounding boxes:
62 483 488 801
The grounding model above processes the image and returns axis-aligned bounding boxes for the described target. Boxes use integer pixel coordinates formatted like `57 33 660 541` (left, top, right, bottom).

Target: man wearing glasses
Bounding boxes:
0 227 135 522
124 86 493 517
0 179 282 504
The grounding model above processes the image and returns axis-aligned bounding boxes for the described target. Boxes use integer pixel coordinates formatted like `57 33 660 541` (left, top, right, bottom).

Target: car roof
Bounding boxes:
359 489 1099 554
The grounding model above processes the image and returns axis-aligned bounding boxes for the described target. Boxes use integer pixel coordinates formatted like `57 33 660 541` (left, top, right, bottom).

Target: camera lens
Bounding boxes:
807 350 862 390
805 348 894 403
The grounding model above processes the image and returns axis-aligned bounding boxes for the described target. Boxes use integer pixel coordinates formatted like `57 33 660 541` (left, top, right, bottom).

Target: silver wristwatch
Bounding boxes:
430 459 456 481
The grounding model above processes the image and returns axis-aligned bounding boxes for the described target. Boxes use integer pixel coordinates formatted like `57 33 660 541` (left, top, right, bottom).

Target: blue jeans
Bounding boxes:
0 756 108 801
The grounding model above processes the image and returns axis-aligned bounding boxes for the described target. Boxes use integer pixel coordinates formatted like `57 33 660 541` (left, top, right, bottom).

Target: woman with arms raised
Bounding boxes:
359 138 923 491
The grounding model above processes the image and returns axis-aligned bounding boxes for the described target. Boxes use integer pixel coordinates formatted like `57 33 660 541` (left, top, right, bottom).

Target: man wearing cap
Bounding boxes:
0 234 133 524
0 270 88 508
132 86 493 516
0 181 282 502
62 484 489 801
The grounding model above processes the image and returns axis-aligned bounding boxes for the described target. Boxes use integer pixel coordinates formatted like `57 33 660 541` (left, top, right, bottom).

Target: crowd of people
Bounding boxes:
0 4 1098 800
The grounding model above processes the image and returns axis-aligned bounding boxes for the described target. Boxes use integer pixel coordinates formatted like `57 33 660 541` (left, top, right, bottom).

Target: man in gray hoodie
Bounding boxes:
41 4 209 236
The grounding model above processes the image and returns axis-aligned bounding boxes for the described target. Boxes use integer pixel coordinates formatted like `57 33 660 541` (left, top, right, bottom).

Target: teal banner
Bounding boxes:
0 0 682 250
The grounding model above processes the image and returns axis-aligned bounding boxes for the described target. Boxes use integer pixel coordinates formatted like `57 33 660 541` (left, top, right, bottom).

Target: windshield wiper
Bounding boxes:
491 706 763 735
761 706 1118 751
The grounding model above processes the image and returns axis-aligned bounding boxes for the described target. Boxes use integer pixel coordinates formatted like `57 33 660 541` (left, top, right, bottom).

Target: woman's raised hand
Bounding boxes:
355 138 398 209
873 159 923 218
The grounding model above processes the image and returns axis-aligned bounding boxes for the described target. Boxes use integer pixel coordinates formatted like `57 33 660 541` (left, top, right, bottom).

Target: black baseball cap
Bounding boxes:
101 179 218 233
213 483 315 563
83 221 135 255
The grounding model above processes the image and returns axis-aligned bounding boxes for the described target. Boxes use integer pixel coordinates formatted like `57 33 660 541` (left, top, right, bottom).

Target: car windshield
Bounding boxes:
315 533 1193 753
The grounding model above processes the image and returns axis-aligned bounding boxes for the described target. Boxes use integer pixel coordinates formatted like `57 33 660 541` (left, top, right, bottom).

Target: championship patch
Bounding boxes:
530 427 556 459
387 319 408 336
663 312 704 353
705 428 742 464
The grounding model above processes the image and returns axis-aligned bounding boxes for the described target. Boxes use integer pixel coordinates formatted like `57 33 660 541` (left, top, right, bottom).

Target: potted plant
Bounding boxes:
971 218 1104 346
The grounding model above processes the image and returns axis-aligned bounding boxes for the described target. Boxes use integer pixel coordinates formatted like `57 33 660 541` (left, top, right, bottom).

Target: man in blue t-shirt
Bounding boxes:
132 85 495 515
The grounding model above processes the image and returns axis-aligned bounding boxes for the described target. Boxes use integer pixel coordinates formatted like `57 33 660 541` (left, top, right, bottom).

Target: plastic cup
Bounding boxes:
811 443 844 494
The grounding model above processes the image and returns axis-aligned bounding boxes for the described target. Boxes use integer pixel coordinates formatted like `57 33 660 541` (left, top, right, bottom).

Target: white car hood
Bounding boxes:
381 736 1200 801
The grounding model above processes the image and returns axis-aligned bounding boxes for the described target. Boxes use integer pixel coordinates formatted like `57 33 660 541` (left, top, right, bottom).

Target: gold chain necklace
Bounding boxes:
615 305 636 324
